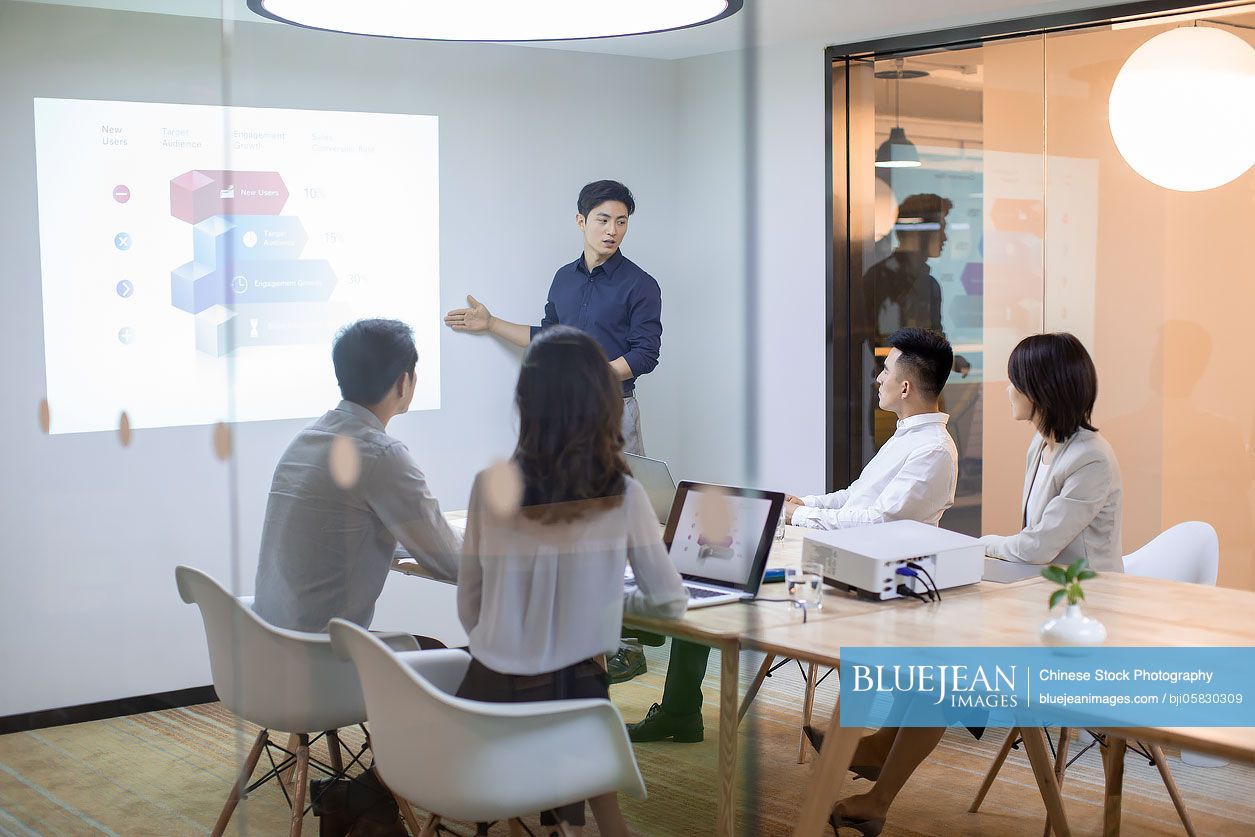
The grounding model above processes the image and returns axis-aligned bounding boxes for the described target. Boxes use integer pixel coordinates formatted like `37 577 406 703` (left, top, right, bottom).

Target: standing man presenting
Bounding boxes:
444 180 661 456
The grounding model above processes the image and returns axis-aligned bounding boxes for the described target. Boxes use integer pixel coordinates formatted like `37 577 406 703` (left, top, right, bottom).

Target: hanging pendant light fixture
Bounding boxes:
247 0 742 42
875 58 925 169
1109 25 1255 192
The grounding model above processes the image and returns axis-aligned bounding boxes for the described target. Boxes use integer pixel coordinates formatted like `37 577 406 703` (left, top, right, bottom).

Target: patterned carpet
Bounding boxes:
3 644 1254 835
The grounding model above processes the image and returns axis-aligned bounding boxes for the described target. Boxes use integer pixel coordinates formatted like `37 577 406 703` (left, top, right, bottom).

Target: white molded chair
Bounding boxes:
1123 521 1218 584
328 617 647 835
1125 522 1225 770
176 565 419 836
972 522 1219 836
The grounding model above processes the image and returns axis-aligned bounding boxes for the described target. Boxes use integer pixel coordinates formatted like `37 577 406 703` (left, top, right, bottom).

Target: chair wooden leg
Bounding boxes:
797 662 819 764
367 768 423 836
1149 744 1197 837
737 654 775 724
211 728 269 837
279 731 301 795
506 819 526 837
1021 727 1071 837
325 730 344 774
970 727 1019 813
417 813 442 837
1042 728 1073 837
393 794 424 836
1100 735 1127 837
288 734 310 837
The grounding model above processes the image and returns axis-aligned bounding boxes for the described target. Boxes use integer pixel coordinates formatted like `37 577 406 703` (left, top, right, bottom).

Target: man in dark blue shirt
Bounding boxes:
444 180 662 455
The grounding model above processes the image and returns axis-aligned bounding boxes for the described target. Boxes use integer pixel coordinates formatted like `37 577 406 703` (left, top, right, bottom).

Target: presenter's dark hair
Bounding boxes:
886 327 953 399
1008 332 1099 443
577 180 635 218
332 319 418 406
513 326 629 524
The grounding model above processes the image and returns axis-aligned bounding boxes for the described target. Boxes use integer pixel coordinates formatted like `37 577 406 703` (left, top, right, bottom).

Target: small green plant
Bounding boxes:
1042 558 1097 609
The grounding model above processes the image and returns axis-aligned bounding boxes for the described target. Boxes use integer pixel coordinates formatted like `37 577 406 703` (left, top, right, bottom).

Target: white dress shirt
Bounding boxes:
792 412 958 529
458 473 688 676
253 401 461 632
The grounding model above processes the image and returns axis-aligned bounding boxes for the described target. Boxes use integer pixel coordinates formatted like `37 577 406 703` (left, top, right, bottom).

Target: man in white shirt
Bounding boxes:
628 327 958 743
784 330 958 529
253 319 461 633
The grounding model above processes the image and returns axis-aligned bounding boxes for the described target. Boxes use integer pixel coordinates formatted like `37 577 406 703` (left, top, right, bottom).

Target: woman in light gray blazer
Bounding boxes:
981 332 1123 572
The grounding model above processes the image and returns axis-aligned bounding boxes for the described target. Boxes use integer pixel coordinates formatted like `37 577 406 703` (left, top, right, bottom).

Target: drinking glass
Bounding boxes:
787 562 824 611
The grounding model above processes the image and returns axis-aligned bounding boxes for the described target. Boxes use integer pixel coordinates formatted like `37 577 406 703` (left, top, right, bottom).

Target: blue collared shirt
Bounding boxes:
530 250 662 394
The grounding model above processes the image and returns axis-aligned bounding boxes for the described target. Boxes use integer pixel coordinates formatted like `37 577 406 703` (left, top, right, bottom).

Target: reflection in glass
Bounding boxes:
839 4 1255 585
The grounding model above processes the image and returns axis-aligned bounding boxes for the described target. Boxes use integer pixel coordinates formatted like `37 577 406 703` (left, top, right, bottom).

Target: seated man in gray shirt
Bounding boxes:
253 318 461 632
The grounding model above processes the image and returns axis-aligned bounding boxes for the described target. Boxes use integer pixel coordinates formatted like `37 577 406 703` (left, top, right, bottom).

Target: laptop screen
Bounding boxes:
663 481 784 592
625 453 678 525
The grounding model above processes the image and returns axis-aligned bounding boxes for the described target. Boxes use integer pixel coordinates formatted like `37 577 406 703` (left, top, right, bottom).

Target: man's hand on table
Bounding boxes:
782 499 805 524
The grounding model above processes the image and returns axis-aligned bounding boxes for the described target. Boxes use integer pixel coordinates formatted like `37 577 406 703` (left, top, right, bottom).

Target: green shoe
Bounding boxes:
627 702 704 743
607 646 647 684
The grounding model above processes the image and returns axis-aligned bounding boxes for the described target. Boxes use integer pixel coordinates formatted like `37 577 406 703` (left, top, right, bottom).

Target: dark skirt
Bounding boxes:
456 657 610 826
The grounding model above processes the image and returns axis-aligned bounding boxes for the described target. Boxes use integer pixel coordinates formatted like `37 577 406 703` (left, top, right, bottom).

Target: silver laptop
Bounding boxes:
627 481 784 609
625 453 679 525
982 556 1058 584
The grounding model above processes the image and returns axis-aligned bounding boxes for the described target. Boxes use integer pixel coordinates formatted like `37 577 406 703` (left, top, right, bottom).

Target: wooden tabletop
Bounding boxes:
744 572 1255 761
748 574 1255 662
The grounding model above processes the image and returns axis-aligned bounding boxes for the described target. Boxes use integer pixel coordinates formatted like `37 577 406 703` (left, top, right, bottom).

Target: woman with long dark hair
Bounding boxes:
456 326 686 836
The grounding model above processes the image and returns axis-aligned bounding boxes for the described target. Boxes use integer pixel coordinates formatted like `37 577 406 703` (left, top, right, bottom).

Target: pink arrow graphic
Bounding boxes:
170 170 290 224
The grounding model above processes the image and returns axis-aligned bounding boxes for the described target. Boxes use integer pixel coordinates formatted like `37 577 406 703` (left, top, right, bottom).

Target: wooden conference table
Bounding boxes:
746 573 1255 836
395 521 1255 837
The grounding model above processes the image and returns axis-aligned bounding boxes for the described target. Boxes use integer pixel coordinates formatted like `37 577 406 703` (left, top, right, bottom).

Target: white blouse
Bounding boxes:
457 473 688 676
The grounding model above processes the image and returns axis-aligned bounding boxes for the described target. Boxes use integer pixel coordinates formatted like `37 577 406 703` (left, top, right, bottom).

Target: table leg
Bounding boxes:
717 642 740 837
1101 735 1127 837
792 695 861 837
1020 727 1071 837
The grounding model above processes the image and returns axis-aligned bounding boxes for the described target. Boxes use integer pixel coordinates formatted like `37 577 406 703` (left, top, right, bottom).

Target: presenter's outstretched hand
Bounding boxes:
444 295 491 333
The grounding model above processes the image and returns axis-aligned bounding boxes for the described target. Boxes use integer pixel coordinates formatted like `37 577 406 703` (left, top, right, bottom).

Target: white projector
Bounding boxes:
801 519 984 600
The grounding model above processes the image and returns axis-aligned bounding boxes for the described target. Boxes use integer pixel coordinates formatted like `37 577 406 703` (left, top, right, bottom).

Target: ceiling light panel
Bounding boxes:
249 0 740 41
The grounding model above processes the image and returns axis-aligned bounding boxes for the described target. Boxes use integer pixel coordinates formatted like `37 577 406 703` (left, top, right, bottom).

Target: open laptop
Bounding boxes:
625 453 679 525
627 480 784 608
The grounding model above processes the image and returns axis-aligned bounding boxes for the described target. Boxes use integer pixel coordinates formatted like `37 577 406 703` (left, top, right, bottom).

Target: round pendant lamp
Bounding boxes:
247 0 742 42
1109 25 1255 192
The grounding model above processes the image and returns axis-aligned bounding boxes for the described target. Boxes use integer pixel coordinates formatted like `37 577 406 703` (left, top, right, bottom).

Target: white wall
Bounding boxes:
0 0 687 716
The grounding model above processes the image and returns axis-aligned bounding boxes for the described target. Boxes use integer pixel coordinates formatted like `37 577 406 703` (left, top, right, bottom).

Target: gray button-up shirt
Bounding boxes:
253 401 461 631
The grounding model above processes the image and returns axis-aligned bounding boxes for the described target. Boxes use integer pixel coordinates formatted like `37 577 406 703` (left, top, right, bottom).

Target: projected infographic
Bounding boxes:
33 98 440 434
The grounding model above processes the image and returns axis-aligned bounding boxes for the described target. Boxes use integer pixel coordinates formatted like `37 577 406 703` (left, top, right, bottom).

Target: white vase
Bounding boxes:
1040 603 1107 649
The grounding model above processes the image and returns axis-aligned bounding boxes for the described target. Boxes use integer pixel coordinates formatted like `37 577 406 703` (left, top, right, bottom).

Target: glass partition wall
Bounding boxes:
1 0 760 833
830 2 1255 588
